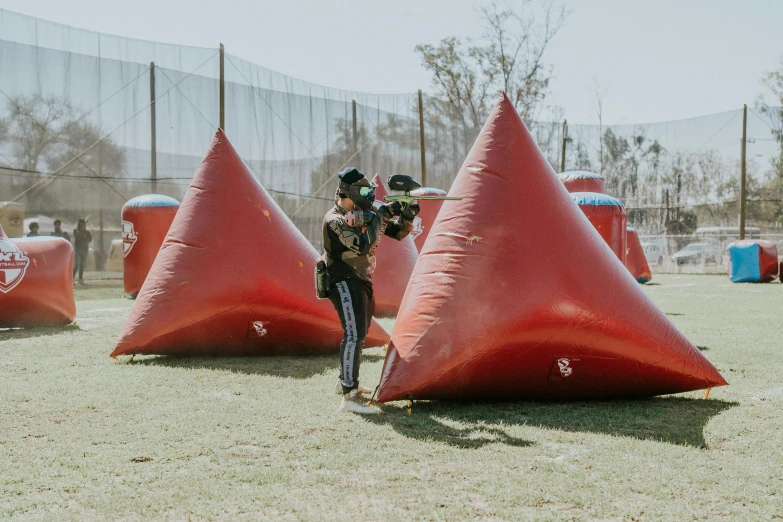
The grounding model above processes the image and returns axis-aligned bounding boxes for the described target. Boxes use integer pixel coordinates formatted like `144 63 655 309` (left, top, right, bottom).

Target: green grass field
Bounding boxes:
2 275 782 521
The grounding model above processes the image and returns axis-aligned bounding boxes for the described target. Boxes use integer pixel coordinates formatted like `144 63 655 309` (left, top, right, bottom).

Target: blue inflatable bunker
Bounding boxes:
728 240 779 283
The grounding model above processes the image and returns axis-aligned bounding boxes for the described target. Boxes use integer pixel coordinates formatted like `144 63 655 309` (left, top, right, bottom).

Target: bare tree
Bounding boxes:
757 57 783 185
592 78 607 174
1 94 125 213
415 0 568 179
480 0 568 121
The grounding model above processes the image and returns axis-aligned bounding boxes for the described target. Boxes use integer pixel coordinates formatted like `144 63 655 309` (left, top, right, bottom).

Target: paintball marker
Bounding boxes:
383 175 463 204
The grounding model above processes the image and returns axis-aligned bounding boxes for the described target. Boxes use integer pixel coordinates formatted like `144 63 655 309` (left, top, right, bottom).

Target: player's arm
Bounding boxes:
383 202 419 241
327 212 381 257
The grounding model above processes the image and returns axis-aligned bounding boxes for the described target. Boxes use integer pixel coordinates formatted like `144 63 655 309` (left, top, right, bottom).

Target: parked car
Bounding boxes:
672 242 722 265
642 243 665 266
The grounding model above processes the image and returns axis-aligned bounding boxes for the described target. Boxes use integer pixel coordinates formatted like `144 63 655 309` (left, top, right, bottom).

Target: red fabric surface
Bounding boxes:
112 130 388 357
561 175 606 194
576 196 627 264
625 228 652 283
409 187 447 251
376 94 726 402
0 236 75 326
122 203 179 297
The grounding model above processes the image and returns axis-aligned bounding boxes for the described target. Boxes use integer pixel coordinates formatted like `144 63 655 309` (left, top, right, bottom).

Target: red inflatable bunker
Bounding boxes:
409 187 447 251
122 194 180 298
559 171 606 194
571 192 627 264
371 175 419 317
0 232 75 326
112 130 388 358
376 94 726 403
626 227 652 283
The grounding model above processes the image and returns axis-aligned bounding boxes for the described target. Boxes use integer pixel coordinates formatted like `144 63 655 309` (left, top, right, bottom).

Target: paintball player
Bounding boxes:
51 220 71 242
321 167 419 414
27 222 40 237
73 218 92 285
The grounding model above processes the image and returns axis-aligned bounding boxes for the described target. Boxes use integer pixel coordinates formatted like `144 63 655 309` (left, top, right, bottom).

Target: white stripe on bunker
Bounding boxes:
336 281 358 389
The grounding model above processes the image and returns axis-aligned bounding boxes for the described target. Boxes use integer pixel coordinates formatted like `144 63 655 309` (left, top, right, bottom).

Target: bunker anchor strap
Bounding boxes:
367 385 380 407
704 387 712 400
406 400 413 416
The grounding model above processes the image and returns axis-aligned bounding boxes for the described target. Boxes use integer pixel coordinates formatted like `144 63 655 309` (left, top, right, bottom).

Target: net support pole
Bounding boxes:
351 99 358 155
739 104 748 239
98 142 105 271
560 119 568 173
150 61 157 194
418 89 427 186
219 43 225 131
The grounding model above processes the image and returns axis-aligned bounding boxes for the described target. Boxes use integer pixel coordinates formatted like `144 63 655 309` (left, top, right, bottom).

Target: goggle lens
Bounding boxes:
359 186 375 197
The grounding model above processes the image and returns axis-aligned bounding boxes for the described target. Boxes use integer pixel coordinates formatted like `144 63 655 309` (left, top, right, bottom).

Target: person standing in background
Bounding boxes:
73 218 92 285
27 222 40 237
51 220 71 242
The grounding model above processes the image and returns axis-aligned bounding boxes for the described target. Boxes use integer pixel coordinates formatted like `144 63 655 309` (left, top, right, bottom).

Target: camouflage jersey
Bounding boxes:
322 202 413 283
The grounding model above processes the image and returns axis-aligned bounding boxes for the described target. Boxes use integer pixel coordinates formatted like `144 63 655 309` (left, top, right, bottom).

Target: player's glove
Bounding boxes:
388 201 404 216
401 201 420 220
345 210 376 228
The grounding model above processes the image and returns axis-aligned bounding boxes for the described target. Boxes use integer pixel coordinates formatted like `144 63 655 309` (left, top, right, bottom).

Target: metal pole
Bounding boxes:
98 142 105 271
418 89 427 186
219 43 225 131
351 99 358 155
560 119 568 173
150 62 157 193
739 104 748 239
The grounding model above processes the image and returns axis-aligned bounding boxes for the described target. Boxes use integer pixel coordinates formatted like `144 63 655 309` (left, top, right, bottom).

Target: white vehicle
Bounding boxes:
642 243 665 266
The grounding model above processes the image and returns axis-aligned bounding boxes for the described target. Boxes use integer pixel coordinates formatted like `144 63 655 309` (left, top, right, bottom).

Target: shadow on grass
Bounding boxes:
369 397 735 449
137 353 383 379
0 323 80 341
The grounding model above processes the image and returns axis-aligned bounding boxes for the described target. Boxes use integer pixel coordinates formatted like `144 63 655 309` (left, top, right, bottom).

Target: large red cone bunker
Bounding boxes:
571 192 627 264
370 174 419 317
112 130 388 357
626 227 652 283
122 194 180 298
409 187 447 251
0 234 75 326
559 171 606 194
376 94 726 402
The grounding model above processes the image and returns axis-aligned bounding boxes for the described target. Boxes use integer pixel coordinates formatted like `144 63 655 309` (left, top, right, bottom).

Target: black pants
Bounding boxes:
73 249 88 280
329 278 374 394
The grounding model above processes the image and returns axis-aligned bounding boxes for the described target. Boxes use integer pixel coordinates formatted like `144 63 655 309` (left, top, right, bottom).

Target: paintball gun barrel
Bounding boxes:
383 175 463 204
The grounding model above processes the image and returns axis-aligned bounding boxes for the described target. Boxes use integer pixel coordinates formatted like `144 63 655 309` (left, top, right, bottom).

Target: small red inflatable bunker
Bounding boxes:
122 194 180 298
371 175 419 317
728 240 779 283
571 192 627 264
626 227 652 283
376 94 726 403
0 231 75 326
112 130 388 358
559 171 606 194
409 187 447 251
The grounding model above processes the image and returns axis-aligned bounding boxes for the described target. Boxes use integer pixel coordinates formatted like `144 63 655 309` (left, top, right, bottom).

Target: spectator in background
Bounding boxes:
73 218 92 285
27 222 40 237
51 220 71 242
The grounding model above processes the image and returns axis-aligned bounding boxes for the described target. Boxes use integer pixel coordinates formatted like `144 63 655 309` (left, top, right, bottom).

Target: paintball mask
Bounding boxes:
345 183 376 210
337 168 376 211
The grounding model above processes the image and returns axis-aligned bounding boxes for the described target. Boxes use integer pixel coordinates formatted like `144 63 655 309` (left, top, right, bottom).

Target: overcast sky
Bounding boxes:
1 0 781 124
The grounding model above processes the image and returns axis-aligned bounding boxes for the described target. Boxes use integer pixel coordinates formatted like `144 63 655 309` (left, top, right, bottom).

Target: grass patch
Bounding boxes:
1 275 782 520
